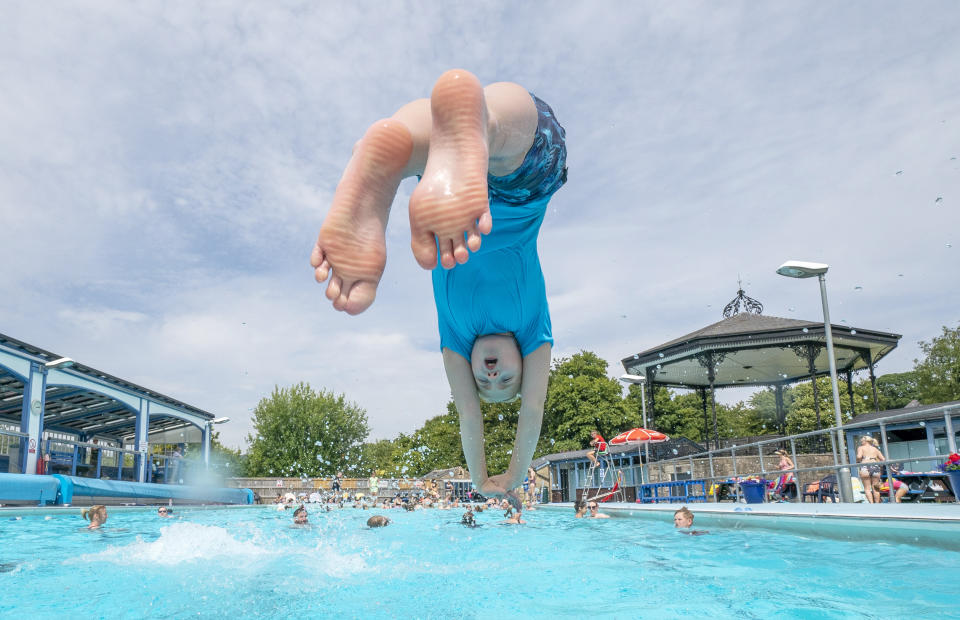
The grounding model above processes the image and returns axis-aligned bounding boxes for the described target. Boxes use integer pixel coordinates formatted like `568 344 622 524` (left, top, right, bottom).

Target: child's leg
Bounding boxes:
408 71 537 270
311 70 538 314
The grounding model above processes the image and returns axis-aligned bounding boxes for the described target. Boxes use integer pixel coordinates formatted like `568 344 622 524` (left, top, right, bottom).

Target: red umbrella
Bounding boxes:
609 428 669 488
610 428 669 445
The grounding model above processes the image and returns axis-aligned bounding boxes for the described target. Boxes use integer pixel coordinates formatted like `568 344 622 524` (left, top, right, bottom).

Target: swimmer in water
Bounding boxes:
81 505 107 530
157 506 173 518
293 505 309 525
311 70 566 512
674 506 708 535
502 507 526 525
367 515 390 528
461 509 478 527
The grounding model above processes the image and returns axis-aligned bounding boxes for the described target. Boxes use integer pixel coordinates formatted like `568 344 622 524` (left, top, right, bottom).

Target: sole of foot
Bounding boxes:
311 119 413 315
409 69 493 270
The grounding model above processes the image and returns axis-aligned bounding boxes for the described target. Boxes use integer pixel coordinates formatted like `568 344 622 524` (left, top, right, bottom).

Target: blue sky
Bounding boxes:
2 3 958 449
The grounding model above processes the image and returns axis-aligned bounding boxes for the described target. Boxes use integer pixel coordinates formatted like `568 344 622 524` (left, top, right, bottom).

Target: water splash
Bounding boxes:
68 523 272 566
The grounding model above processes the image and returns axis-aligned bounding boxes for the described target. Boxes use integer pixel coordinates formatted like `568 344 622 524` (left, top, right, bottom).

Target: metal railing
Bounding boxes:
643 403 960 504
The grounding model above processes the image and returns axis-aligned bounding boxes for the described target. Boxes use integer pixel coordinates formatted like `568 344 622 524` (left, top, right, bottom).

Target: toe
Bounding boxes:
452 235 469 264
465 222 481 252
438 238 456 269
326 275 342 302
411 230 438 270
477 211 492 235
314 258 331 283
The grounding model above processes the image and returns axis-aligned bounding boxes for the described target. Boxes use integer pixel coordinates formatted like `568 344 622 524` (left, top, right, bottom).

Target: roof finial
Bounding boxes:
722 279 763 317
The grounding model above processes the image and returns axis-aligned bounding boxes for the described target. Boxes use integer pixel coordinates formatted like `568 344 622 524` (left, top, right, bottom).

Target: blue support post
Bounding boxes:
202 423 211 469
95 449 102 479
71 444 78 476
134 400 150 483
19 363 47 475
117 448 123 481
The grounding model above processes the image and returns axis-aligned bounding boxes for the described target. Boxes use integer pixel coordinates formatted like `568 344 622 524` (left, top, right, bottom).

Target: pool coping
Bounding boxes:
540 501 960 550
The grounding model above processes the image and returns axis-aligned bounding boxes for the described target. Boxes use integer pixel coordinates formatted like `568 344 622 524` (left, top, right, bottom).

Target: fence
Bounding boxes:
643 403 960 503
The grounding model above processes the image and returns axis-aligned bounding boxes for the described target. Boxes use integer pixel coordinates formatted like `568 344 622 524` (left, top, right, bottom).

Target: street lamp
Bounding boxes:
204 417 231 467
776 260 852 502
619 374 651 483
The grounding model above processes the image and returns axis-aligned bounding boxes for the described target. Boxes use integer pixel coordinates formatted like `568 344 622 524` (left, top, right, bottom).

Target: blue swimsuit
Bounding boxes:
432 94 567 359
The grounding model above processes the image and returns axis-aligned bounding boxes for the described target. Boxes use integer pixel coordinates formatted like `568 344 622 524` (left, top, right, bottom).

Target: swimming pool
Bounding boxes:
0 504 955 618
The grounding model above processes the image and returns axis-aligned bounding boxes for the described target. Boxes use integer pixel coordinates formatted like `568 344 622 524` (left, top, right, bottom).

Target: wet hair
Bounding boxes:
366 515 390 528
82 505 107 523
574 499 586 513
293 505 308 517
674 506 694 523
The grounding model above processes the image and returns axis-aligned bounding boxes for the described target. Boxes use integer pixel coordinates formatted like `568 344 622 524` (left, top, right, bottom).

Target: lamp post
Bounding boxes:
619 374 651 483
776 260 852 502
204 416 231 468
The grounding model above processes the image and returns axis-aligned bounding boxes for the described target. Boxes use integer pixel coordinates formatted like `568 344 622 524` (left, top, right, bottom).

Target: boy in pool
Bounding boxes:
674 506 708 535
311 70 565 506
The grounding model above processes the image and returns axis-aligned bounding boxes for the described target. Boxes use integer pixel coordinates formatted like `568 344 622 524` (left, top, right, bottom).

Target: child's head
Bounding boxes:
82 505 107 527
471 334 522 402
293 505 308 524
591 430 600 439
674 507 694 529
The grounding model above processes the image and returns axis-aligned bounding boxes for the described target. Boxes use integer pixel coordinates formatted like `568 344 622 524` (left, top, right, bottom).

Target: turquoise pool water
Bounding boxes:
0 504 955 618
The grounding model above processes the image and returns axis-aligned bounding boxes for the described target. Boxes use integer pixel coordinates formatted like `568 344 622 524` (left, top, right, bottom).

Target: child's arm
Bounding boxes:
442 348 491 489
501 343 551 490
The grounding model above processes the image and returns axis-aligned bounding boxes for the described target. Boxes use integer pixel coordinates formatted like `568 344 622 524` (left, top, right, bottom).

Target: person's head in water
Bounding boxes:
574 498 586 517
367 515 390 528
471 334 522 403
461 509 475 526
674 507 694 529
157 506 173 518
293 505 308 525
82 505 107 529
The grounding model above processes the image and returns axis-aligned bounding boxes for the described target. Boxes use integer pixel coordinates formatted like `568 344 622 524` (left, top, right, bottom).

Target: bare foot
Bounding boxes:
310 120 412 314
409 69 493 270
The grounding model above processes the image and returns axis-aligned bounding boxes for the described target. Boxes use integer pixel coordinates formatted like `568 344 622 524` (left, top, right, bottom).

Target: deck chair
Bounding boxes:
802 474 839 503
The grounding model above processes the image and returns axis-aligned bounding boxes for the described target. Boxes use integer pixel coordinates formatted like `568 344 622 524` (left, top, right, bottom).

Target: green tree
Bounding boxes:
245 382 369 478
873 371 921 409
540 351 629 455
784 377 867 434
914 325 960 404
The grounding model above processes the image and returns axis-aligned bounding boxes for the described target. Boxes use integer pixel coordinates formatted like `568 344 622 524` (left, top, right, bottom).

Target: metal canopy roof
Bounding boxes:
620 312 902 389
0 332 214 442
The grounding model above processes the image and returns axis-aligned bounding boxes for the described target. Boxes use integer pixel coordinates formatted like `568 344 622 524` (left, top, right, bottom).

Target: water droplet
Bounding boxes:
850 329 857 335
935 196 942 203
854 286 862 291
658 353 664 358
672 448 678 455
550 438 556 445
316 454 322 460
656 364 662 369
840 319 847 323
498 414 504 421
947 243 953 248
788 307 795 312
919 421 926 427
897 273 904 277
315 441 322 446
895 170 903 175
448 471 455 477
862 395 868 400
269 469 274 474
802 328 809 333
633 354 639 359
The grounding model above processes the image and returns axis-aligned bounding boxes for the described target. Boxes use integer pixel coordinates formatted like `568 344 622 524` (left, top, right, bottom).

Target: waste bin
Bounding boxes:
740 480 767 504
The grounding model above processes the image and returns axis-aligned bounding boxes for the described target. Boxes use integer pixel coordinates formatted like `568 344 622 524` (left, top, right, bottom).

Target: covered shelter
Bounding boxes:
620 288 901 450
0 332 219 482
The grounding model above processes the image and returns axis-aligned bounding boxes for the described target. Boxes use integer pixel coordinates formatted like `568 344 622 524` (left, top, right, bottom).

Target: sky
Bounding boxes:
2 2 958 450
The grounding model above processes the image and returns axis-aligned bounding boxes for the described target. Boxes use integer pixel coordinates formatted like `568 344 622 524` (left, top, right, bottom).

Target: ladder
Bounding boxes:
582 452 624 503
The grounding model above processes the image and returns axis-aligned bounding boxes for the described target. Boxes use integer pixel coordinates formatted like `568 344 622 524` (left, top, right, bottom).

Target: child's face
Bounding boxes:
674 513 693 528
470 334 522 402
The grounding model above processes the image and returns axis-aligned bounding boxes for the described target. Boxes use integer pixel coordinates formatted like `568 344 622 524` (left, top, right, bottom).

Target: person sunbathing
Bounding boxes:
311 70 566 510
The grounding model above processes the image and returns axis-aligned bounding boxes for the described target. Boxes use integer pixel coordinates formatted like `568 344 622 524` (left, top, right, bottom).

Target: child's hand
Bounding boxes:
479 474 511 497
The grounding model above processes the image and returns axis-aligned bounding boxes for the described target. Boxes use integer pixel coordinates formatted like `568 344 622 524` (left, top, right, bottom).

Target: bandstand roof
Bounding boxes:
620 311 901 390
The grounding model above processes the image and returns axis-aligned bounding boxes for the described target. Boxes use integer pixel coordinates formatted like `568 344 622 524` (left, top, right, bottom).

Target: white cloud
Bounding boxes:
1 2 959 449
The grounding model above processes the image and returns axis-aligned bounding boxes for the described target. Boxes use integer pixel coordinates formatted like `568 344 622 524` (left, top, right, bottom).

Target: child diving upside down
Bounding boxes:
310 69 566 505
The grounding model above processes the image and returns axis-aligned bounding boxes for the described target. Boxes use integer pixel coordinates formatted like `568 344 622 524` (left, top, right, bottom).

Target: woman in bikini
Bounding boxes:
856 435 885 503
